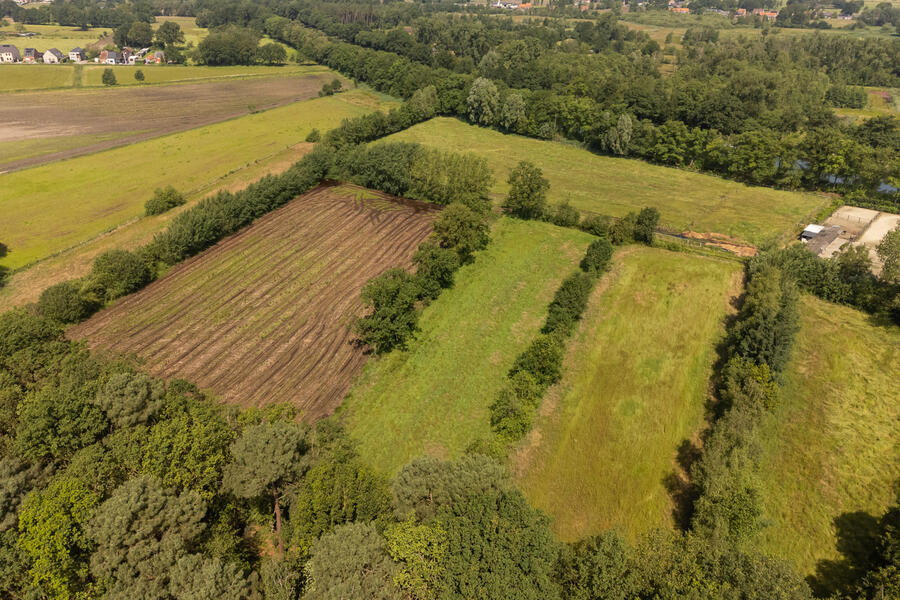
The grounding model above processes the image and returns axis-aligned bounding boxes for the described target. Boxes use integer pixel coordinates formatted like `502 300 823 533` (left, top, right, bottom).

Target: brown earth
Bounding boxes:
69 183 440 419
681 230 758 257
0 74 333 172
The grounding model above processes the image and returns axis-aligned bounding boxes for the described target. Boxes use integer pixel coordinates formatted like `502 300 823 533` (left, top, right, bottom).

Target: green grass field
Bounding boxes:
386 118 827 246
516 246 740 542
750 295 900 578
340 218 594 475
0 88 396 274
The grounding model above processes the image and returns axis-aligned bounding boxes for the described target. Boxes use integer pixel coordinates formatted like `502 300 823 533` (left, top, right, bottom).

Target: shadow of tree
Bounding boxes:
663 439 703 531
0 243 7 289
808 510 881 597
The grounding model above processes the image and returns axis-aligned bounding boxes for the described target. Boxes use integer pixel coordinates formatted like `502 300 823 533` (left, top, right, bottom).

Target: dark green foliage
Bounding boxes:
305 128 321 143
89 249 151 302
35 281 91 324
580 238 614 274
87 476 206 598
580 214 610 238
0 309 61 359
543 271 595 336
319 78 343 96
431 202 490 264
634 206 660 244
557 531 635 600
134 69 145 82
413 242 460 301
355 268 422 354
508 334 564 388
303 522 401 600
609 213 637 245
503 161 549 220
198 25 260 65
145 185 186 216
489 371 542 441
826 84 868 109
407 148 493 212
256 42 287 65
92 371 165 429
101 68 116 86
0 457 53 534
168 554 250 600
15 382 108 461
548 203 581 228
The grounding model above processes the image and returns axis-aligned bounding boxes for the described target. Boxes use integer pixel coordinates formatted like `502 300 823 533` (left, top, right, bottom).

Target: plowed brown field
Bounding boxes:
70 183 439 418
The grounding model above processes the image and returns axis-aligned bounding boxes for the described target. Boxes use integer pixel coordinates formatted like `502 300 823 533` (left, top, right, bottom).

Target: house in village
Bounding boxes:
120 47 133 64
22 47 39 63
43 48 64 63
145 50 165 64
0 44 22 63
69 47 86 62
99 49 119 65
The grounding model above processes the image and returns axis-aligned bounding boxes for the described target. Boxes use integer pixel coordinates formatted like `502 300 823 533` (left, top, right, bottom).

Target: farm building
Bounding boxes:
0 44 21 63
801 224 824 240
68 47 86 62
43 48 64 64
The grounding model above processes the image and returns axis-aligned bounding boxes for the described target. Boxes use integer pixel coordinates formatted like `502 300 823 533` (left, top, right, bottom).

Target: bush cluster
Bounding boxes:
144 186 186 216
690 263 800 545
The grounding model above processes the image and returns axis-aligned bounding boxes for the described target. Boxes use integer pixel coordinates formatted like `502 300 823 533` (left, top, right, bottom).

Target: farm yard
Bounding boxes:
69 183 440 417
750 296 900 582
341 218 593 475
515 247 741 541
0 87 396 277
0 66 344 171
386 118 829 246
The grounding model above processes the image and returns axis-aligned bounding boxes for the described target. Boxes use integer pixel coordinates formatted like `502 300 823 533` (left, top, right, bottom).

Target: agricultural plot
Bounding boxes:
515 247 741 541
0 66 342 171
69 184 439 417
341 218 593 475
386 118 827 246
750 296 900 580
0 88 395 276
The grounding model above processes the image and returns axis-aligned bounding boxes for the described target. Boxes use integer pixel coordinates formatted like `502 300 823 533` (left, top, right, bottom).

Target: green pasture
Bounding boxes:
0 88 396 273
340 218 593 475
386 118 827 246
0 22 107 53
516 246 739 541
750 295 900 579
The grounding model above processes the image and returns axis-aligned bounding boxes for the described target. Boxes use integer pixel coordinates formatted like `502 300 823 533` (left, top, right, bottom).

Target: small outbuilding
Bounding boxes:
801 224 824 240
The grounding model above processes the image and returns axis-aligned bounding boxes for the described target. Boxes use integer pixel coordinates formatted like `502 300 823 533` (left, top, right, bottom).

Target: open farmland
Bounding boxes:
340 218 593 475
69 183 439 416
0 67 343 171
516 247 741 542
386 118 828 246
750 295 900 582
0 88 396 276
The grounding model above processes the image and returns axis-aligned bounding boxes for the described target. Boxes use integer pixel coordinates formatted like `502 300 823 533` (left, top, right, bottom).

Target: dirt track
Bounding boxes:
69 183 440 419
0 75 331 171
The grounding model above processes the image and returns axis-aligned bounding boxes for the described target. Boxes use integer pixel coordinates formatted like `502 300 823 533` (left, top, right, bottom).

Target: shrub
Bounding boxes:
634 207 660 244
102 68 117 86
508 334 564 388
91 249 152 301
543 272 594 336
145 185 186 216
489 371 543 441
502 161 549 220
413 242 460 301
581 215 610 238
305 128 321 143
319 78 342 97
431 203 490 264
134 69 144 82
354 269 422 354
581 238 614 274
35 281 92 324
548 203 580 228
609 212 637 245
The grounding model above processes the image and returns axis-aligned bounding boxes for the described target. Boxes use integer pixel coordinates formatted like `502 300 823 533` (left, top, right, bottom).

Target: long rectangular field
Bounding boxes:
750 295 900 580
69 184 439 417
385 118 828 246
0 88 396 275
340 218 594 475
515 246 741 541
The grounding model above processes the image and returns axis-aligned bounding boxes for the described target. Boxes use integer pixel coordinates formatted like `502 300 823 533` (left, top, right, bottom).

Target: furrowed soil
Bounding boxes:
0 68 340 171
69 183 439 418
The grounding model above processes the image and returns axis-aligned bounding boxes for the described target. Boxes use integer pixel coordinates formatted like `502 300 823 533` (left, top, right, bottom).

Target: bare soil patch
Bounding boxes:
0 75 332 171
681 230 758 257
69 183 439 419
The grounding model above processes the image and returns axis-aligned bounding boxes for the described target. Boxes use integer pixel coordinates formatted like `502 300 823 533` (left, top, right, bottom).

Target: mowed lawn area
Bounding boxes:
340 218 593 475
516 246 741 542
386 118 828 246
0 88 395 274
750 296 900 579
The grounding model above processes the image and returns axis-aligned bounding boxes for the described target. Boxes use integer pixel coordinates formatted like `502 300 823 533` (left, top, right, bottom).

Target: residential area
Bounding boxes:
0 42 163 64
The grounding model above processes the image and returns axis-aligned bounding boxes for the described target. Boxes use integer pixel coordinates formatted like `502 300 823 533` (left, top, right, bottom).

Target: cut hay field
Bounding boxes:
0 88 395 277
69 183 439 417
0 66 342 171
340 218 593 475
386 118 828 246
515 246 741 542
750 295 900 581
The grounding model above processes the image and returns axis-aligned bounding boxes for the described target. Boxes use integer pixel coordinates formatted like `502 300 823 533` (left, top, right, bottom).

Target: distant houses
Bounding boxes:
69 47 86 62
22 47 38 63
0 44 22 63
43 48 64 64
